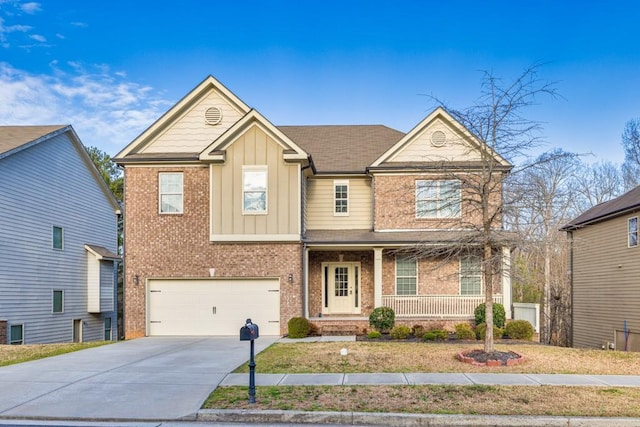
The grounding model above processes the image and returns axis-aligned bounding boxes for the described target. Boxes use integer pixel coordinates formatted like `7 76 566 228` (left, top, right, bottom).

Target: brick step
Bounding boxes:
320 324 359 336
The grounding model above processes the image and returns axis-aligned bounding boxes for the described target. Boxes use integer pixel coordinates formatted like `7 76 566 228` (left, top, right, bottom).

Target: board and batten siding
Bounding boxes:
306 177 372 230
571 213 640 349
0 132 118 343
211 125 300 240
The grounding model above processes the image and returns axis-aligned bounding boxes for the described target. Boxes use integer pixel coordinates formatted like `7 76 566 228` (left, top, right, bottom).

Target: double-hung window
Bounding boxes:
159 172 183 214
629 217 638 247
416 180 461 218
334 180 349 216
396 256 417 295
460 255 482 295
243 166 267 214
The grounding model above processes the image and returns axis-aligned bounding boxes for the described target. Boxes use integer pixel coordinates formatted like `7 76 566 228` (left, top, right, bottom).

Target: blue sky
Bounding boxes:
1 1 639 163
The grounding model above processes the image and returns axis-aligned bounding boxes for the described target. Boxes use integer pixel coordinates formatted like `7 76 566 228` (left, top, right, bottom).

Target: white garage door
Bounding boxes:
147 279 280 336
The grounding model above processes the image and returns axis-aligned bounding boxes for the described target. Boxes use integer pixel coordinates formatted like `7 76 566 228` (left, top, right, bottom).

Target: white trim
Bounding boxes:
459 255 482 296
415 179 461 219
210 233 300 242
395 255 418 296
333 179 349 216
374 248 383 307
628 216 638 248
158 172 184 214
321 262 361 315
242 165 268 215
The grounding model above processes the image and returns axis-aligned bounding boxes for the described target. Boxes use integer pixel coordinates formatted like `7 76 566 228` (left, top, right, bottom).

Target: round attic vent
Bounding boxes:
431 130 446 147
204 107 223 125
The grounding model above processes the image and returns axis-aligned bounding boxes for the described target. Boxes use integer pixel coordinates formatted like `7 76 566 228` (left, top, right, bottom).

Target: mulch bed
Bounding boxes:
457 349 525 366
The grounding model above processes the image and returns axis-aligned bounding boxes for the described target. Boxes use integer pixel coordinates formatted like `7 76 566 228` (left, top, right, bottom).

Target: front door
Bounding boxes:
324 263 361 314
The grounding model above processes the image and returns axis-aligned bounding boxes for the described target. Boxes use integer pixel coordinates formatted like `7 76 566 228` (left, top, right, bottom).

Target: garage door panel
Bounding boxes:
148 279 280 336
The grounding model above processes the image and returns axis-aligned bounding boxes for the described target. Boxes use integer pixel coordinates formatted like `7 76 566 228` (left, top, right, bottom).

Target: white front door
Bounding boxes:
324 263 361 314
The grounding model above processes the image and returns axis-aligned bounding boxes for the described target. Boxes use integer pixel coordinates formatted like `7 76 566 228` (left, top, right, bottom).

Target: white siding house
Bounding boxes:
0 125 120 344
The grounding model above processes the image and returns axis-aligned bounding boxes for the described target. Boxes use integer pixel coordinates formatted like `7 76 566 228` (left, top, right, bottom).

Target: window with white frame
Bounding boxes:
416 180 461 218
243 166 267 214
629 217 638 247
52 226 63 250
460 255 482 295
159 172 183 214
52 290 64 314
396 256 417 295
10 324 23 345
334 180 349 215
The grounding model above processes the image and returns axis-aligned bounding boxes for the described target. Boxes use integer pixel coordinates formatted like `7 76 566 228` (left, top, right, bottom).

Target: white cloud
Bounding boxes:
20 2 42 14
0 62 172 154
29 33 45 42
70 21 88 28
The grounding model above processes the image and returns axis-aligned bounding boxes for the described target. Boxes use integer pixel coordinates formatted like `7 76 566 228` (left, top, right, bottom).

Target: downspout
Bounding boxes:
301 161 312 319
118 165 126 341
568 230 574 347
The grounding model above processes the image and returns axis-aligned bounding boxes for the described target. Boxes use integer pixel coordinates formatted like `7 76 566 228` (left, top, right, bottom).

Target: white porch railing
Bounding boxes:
381 294 503 318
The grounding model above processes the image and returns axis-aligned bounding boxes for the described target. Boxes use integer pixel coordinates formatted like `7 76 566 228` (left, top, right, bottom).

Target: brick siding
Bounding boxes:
0 320 6 344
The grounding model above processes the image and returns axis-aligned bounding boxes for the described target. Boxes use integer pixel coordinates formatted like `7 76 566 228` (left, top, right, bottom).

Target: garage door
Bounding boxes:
147 278 280 336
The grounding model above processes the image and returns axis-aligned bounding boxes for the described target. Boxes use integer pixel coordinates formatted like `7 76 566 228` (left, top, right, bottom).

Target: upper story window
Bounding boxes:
396 256 417 295
159 172 183 214
416 180 461 219
243 166 267 214
460 255 482 295
52 226 63 250
334 180 349 216
629 217 638 247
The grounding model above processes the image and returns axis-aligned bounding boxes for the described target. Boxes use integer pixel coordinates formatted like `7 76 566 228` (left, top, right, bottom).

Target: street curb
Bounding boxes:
197 409 640 426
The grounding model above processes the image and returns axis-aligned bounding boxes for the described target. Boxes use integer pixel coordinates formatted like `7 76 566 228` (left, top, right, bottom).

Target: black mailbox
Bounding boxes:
240 318 259 341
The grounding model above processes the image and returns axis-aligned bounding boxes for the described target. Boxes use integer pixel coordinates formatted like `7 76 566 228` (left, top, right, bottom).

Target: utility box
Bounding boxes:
240 319 259 341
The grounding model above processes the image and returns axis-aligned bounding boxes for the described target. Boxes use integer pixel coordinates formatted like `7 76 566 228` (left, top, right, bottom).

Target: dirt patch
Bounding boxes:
457 349 525 366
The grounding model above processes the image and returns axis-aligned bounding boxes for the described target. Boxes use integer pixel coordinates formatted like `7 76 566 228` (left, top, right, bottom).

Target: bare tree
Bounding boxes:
413 64 558 352
622 118 640 190
571 160 623 214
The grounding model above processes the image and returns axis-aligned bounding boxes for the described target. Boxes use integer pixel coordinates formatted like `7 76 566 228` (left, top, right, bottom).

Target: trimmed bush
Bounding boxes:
287 317 311 338
423 329 448 341
505 320 535 340
367 330 382 339
475 322 503 340
369 307 395 333
474 303 506 328
390 325 411 340
412 325 426 339
454 323 476 340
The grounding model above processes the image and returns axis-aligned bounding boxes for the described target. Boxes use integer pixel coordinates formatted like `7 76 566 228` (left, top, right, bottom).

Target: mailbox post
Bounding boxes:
240 318 259 403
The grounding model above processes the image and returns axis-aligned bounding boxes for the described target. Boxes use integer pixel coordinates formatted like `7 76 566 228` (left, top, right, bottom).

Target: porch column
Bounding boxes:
502 246 512 319
303 247 309 318
374 247 383 307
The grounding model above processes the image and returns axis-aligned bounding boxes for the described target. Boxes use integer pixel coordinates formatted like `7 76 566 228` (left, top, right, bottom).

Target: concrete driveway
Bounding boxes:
0 336 278 421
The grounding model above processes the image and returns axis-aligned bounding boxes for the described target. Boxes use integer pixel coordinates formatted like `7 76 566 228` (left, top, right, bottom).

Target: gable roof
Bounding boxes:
0 124 121 214
561 186 640 231
279 125 404 173
370 107 511 169
0 125 67 159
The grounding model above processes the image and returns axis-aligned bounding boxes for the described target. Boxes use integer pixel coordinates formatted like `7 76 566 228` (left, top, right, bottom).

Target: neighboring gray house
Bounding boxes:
562 186 640 351
0 125 121 344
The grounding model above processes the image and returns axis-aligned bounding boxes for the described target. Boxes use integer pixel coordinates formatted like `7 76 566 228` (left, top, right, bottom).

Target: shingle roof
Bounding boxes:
278 125 405 173
305 229 518 245
0 125 67 157
561 185 640 230
85 244 121 261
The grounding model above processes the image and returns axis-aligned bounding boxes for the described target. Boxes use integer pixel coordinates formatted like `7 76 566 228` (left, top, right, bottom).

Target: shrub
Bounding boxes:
475 322 503 340
390 325 411 340
505 320 535 340
287 317 311 338
474 303 506 328
423 329 448 341
412 324 426 339
369 307 395 333
367 330 382 339
454 323 476 340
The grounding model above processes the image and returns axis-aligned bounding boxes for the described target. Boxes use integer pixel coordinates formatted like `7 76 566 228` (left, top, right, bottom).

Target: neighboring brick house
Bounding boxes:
114 75 513 338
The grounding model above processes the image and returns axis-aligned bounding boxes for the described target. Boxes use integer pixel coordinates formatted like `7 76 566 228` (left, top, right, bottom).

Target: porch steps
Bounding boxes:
320 324 360 336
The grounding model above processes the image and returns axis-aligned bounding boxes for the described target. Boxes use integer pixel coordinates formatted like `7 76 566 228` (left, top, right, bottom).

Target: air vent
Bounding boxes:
431 130 446 147
204 107 223 125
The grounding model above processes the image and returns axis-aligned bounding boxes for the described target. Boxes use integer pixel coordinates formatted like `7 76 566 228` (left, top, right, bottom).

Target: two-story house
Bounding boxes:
114 75 512 338
0 125 120 344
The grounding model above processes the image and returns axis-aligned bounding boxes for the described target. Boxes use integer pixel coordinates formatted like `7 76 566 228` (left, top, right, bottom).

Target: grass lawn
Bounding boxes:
204 341 640 416
0 341 111 367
